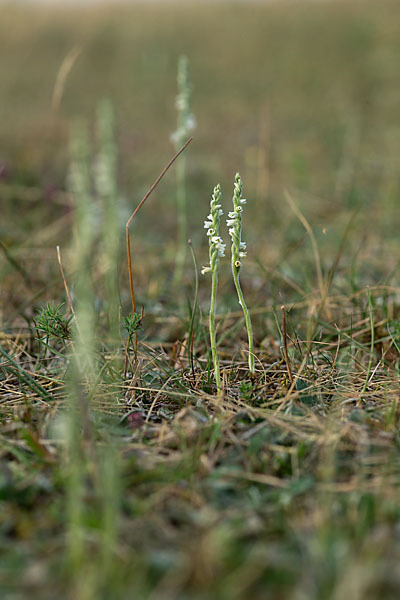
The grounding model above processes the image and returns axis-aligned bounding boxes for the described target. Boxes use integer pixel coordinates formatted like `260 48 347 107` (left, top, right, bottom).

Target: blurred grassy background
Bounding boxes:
3 4 400 599
1 0 400 318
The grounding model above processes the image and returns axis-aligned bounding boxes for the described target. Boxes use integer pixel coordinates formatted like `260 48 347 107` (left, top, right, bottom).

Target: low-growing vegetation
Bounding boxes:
1 1 400 599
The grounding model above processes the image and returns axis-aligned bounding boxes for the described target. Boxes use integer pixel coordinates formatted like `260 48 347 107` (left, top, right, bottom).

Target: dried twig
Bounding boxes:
56 246 75 316
126 137 193 354
51 45 82 111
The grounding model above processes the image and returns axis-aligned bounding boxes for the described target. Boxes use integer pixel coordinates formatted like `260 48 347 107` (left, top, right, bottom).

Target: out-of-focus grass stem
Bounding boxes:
171 56 196 287
95 99 120 340
66 120 97 583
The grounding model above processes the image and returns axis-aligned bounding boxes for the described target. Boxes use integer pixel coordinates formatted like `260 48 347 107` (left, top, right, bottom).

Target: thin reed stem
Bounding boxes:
228 173 255 375
125 137 193 356
210 266 221 394
232 266 254 374
171 56 195 287
202 183 224 394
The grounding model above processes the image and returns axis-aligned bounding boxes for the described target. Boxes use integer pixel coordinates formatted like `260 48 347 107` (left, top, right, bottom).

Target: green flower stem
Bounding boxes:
202 183 224 395
228 173 255 375
232 263 255 374
210 267 221 394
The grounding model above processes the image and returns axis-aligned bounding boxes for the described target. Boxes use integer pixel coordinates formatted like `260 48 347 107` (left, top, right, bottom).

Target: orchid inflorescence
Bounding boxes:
227 173 248 273
202 183 224 393
228 173 255 374
202 184 225 275
202 174 255 391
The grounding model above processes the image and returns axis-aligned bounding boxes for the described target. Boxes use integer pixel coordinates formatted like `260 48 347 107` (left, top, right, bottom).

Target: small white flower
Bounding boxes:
218 209 223 216
207 228 215 236
201 266 212 275
228 211 236 218
170 130 180 145
175 96 185 111
204 220 213 229
186 114 197 131
226 219 236 227
229 172 255 374
211 236 223 244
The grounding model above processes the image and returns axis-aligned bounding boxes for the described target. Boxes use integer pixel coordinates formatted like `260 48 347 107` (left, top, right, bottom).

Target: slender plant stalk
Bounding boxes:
174 154 186 286
69 120 97 382
209 263 221 393
232 265 254 374
202 184 225 394
51 44 82 111
171 56 196 287
187 240 199 379
95 99 120 340
56 245 75 319
125 137 193 357
227 173 255 374
67 120 97 578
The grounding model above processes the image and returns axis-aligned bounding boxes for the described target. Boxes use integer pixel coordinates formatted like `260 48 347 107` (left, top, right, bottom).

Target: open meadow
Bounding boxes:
1 1 400 598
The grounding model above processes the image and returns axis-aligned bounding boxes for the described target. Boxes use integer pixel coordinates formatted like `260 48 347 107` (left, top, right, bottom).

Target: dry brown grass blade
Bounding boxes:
126 137 193 354
51 44 82 111
56 245 75 317
285 189 324 301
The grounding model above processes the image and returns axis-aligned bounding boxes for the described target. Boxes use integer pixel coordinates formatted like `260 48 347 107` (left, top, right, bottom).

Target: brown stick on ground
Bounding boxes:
126 137 193 355
281 304 294 387
56 246 75 317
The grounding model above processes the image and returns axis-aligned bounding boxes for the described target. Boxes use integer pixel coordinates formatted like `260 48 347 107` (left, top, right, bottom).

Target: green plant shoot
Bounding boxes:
227 173 255 374
202 184 225 394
